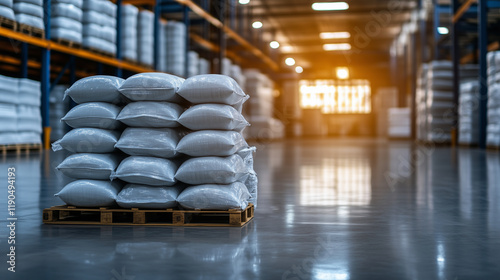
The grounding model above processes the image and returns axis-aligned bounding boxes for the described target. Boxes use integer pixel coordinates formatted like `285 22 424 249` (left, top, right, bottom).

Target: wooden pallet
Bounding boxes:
17 24 45 39
1 143 42 155
43 204 254 227
53 37 81 48
0 16 16 30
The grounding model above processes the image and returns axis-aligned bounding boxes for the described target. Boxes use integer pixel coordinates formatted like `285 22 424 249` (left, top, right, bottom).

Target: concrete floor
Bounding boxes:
1 138 500 279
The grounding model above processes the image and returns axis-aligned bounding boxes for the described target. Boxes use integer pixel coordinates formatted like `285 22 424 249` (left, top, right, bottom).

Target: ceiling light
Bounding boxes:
336 67 349 79
239 0 250 4
320 32 350 39
270 41 280 49
437 27 449 35
281 45 294 52
295 66 303 73
285 57 295 66
312 2 349 11
323 43 351 51
252 21 263 29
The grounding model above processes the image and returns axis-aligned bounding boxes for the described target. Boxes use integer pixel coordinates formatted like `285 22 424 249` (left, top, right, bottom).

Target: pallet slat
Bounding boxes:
1 143 42 155
17 24 44 39
43 204 254 227
0 16 17 30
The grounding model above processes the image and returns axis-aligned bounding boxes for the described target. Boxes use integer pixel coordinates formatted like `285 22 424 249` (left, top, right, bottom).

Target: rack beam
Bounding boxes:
453 0 477 23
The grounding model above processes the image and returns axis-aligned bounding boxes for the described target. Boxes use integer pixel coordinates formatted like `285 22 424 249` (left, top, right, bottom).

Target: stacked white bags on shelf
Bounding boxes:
137 10 153 66
230 64 245 90
112 73 185 209
388 108 410 138
50 85 69 141
166 21 186 76
156 21 167 72
243 69 283 139
426 60 454 143
0 75 19 145
0 74 41 145
187 51 199 77
120 4 138 61
17 78 42 143
487 51 500 147
82 0 117 55
50 0 82 43
1 0 15 21
458 81 479 145
176 74 256 208
13 0 44 30
198 57 210 75
53 75 125 207
416 63 428 141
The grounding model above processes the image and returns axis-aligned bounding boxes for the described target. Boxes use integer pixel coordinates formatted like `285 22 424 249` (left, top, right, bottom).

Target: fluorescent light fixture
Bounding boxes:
239 0 250 4
323 43 351 51
285 57 296 66
270 41 280 49
437 27 449 35
281 45 294 52
295 66 303 73
252 21 263 29
312 2 349 11
336 67 349 79
320 32 351 39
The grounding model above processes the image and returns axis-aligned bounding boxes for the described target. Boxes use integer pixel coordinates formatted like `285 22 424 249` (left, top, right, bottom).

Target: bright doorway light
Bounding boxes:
320 32 351 39
252 21 263 29
312 2 349 11
239 0 250 4
323 43 351 51
336 67 349 79
270 41 280 49
295 66 303 73
437 27 449 35
285 57 296 66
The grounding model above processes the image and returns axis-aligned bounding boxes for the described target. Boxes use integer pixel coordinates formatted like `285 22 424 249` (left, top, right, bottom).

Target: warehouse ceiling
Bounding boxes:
247 0 418 77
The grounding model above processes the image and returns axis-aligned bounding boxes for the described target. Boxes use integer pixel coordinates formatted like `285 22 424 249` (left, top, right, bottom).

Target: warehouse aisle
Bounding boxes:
1 138 500 279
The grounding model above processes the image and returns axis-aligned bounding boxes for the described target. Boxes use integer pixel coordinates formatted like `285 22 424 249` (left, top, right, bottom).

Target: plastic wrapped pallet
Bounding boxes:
0 0 15 21
120 4 138 61
459 81 479 145
416 64 429 141
61 102 122 129
56 153 121 180
187 51 199 77
52 128 121 153
387 108 411 138
64 75 124 104
198 58 210 75
115 127 180 158
0 103 17 144
50 1 83 43
0 74 18 104
165 21 186 76
487 51 500 147
426 61 454 143
157 21 167 72
13 0 44 30
50 85 69 141
110 156 177 186
137 10 154 66
81 0 115 55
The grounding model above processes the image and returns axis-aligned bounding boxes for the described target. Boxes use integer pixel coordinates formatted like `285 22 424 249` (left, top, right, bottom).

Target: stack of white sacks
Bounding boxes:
0 0 15 21
0 74 42 145
156 21 167 72
387 108 411 138
426 60 454 143
243 69 284 139
53 74 257 210
187 51 199 77
50 0 82 44
457 64 479 145
13 0 44 30
137 10 153 66
166 21 186 76
120 4 138 61
53 76 126 207
487 51 500 147
416 63 429 141
82 0 116 55
50 85 69 141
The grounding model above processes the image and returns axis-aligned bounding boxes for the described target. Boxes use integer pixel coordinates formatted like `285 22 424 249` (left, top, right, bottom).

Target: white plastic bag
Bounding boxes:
55 180 122 207
110 156 177 186
56 153 121 180
177 182 250 210
117 102 182 128
178 104 249 131
175 154 248 185
61 102 122 129
116 184 183 209
52 128 121 153
64 75 125 104
176 130 248 157
119 73 184 102
115 127 180 158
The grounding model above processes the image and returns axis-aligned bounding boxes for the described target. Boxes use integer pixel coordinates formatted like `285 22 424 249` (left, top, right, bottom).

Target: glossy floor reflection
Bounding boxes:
1 138 500 279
